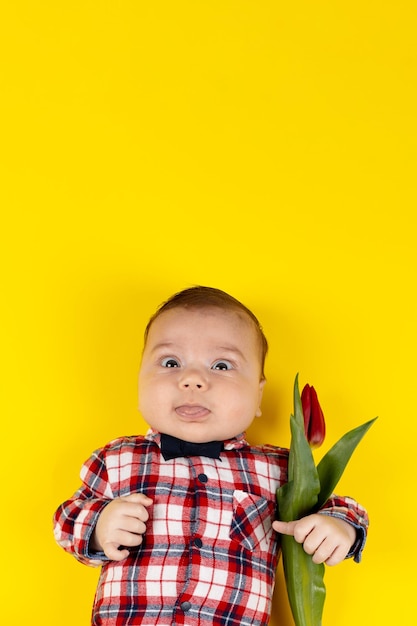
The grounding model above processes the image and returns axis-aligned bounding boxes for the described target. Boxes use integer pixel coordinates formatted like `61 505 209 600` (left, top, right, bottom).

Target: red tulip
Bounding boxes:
301 383 326 448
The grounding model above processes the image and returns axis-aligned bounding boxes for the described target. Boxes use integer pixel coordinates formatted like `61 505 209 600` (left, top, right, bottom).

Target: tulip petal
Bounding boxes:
301 383 311 435
308 386 326 448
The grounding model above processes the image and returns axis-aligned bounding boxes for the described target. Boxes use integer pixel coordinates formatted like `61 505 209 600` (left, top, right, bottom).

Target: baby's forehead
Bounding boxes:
150 305 253 328
152 307 260 357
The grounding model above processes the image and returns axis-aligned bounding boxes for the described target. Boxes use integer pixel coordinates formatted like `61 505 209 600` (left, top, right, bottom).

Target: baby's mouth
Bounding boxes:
175 405 210 419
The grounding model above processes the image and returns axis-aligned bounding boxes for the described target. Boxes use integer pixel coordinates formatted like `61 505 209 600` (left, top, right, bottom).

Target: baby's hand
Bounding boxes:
273 514 356 566
91 493 153 561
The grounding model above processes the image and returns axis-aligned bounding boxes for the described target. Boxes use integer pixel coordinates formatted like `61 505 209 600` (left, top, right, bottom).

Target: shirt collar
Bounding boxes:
144 428 249 452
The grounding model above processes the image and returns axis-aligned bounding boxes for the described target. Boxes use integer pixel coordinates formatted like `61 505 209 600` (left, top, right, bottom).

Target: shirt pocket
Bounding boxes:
229 490 276 552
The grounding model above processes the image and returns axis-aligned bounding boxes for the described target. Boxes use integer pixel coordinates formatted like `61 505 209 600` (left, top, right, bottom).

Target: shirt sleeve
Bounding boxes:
318 494 369 563
53 444 116 567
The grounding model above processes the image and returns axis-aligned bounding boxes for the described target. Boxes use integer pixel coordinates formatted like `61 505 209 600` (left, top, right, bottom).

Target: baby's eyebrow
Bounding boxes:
215 345 247 361
148 341 247 361
149 342 176 354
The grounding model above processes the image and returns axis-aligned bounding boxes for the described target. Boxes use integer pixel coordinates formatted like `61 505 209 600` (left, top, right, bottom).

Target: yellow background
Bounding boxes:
1 2 415 624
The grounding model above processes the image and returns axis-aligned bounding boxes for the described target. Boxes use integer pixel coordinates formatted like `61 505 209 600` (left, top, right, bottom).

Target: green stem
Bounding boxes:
280 535 325 626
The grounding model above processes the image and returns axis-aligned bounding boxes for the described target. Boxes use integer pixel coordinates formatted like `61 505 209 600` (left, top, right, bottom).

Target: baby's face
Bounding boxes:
138 307 265 443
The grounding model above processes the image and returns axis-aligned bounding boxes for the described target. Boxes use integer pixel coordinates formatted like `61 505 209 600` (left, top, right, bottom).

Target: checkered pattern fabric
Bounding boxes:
54 431 369 625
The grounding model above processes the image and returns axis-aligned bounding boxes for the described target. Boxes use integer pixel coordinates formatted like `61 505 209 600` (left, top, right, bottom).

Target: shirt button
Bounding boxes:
193 538 203 548
180 601 192 612
198 473 208 483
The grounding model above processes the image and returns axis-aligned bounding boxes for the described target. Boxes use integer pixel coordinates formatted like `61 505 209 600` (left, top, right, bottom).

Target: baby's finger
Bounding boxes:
272 520 297 536
124 516 147 537
122 493 153 521
324 543 349 567
102 542 130 562
122 493 153 506
301 530 324 556
309 542 331 564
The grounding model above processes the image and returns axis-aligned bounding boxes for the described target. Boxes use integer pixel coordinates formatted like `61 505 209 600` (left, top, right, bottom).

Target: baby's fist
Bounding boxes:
92 492 153 561
273 514 356 566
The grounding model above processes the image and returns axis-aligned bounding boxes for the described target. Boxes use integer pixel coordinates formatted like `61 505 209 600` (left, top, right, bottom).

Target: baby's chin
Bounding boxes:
157 424 230 444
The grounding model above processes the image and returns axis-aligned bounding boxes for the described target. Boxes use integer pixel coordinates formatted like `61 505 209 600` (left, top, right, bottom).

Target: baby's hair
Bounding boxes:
144 286 268 379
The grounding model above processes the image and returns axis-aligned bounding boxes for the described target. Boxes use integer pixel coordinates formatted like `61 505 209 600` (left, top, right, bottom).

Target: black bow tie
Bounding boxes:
160 433 224 461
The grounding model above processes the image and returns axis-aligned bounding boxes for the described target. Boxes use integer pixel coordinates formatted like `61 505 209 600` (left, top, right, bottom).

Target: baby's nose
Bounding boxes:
179 368 206 390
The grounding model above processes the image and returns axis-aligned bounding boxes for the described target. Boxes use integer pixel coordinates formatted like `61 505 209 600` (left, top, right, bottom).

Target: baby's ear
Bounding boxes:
256 378 266 415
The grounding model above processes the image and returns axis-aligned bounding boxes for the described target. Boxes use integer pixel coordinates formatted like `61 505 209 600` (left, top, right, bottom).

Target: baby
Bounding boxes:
54 286 368 625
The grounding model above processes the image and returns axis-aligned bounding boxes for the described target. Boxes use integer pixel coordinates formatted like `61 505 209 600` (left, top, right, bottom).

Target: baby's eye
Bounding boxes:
161 357 180 368
211 360 233 371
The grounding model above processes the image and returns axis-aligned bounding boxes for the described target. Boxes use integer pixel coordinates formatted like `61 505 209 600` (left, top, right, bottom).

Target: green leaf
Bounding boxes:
276 479 296 522
314 417 377 511
285 413 320 518
288 376 320 515
288 373 304 482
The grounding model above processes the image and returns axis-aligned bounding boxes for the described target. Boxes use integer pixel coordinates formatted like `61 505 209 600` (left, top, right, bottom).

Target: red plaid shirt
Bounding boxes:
54 431 368 626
